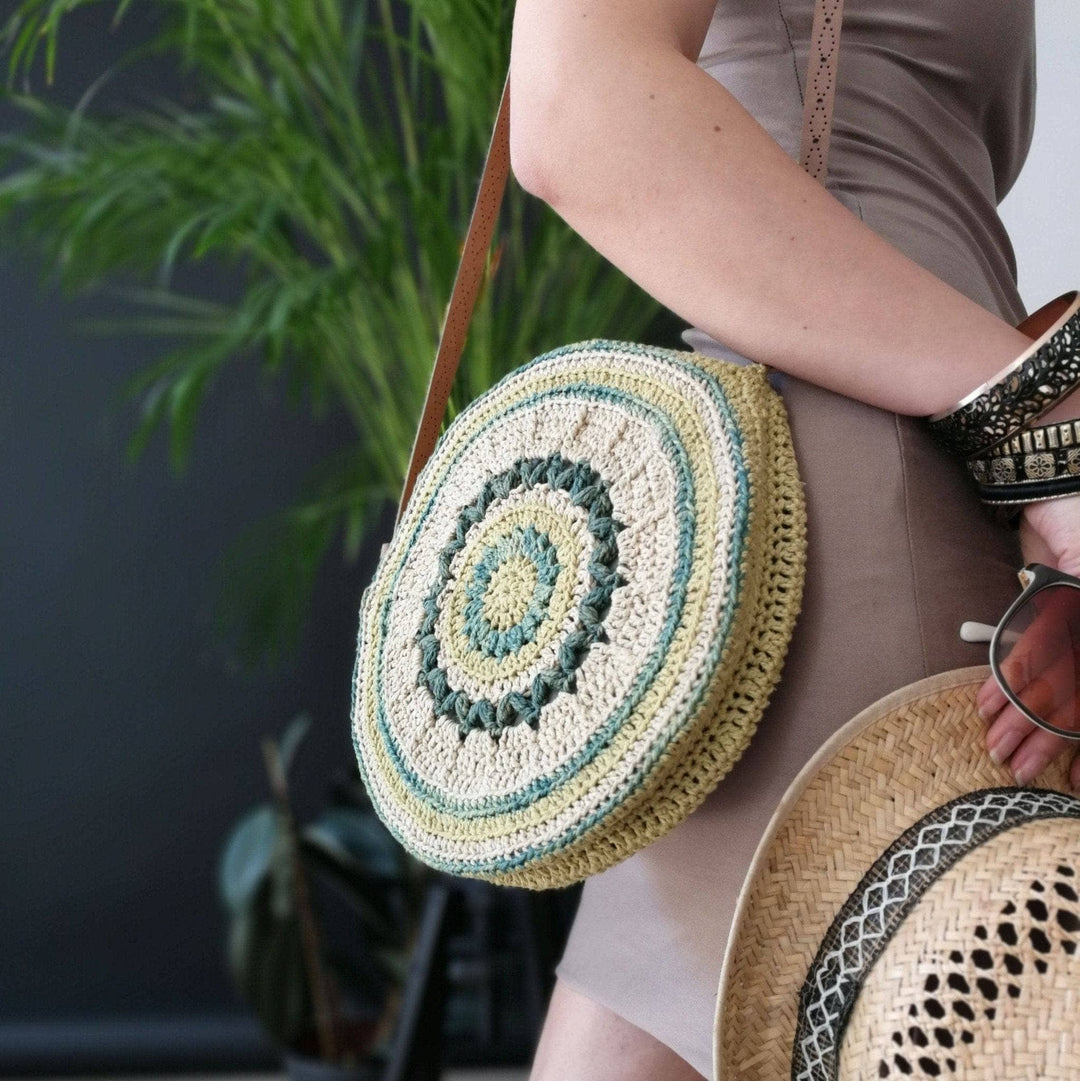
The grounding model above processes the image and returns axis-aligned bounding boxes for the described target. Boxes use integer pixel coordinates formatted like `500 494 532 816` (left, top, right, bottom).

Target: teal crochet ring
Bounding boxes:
462 522 559 659
414 452 627 737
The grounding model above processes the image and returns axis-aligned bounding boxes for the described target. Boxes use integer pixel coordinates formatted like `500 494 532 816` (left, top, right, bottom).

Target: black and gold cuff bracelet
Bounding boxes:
925 290 1080 460
968 418 1080 504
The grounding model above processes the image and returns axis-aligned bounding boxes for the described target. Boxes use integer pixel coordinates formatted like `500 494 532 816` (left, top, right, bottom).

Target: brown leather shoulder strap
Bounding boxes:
395 75 512 528
394 0 845 528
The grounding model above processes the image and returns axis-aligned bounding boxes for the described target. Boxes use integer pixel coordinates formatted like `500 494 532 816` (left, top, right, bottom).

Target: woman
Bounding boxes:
506 1 1080 1078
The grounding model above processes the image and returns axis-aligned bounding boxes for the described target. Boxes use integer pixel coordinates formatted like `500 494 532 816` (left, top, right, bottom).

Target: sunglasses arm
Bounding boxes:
960 621 996 644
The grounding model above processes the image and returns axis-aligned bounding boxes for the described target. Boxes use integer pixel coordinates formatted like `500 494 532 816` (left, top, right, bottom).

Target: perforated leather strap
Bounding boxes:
394 0 845 528
800 0 846 182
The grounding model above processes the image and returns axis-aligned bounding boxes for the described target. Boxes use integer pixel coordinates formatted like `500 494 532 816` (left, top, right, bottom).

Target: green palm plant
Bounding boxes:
0 0 668 663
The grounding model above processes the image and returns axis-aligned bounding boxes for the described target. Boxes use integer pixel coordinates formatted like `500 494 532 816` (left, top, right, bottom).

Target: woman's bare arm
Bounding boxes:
509 1 1080 788
507 0 1037 416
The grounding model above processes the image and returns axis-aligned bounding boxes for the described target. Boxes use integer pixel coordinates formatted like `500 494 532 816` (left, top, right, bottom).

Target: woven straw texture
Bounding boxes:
842 818 1080 1079
350 340 806 889
715 667 1077 1081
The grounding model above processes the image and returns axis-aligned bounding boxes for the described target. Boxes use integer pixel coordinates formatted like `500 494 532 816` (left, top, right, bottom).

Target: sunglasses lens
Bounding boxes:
993 583 1080 735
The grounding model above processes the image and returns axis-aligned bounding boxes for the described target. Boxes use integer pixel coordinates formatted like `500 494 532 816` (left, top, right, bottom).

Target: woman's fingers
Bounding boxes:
1007 722 1076 784
976 671 1008 719
993 585 1080 695
984 692 1080 784
1004 642 1080 724
976 584 1080 779
973 591 1070 720
985 703 1068 782
985 703 1036 770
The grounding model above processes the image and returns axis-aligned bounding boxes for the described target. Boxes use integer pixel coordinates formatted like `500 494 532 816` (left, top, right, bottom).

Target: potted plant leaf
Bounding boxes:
0 0 668 667
219 714 425 1078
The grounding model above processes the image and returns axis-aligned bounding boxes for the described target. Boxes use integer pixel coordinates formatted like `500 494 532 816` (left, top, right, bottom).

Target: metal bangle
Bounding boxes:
925 289 1080 459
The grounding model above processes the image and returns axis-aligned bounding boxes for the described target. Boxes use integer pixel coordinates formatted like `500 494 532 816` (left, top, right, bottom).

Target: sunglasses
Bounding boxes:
963 563 1080 740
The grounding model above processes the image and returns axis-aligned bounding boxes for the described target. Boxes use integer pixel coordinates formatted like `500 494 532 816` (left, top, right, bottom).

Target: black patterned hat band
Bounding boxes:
715 667 1080 1081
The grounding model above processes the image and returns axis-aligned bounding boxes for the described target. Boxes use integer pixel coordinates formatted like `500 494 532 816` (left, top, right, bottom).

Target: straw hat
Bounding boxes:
715 666 1080 1080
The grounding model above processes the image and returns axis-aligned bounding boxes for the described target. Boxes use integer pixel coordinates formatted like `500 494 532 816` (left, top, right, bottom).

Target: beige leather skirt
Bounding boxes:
553 346 1023 1078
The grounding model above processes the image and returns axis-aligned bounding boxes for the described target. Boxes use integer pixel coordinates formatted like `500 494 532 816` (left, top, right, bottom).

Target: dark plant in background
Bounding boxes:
0 0 666 665
219 714 425 1067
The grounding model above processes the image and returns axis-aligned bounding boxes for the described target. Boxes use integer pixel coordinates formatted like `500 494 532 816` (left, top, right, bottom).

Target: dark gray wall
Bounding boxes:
0 6 383 1070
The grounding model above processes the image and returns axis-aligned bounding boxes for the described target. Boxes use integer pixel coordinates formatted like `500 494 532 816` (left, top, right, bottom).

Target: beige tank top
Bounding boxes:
682 0 1035 358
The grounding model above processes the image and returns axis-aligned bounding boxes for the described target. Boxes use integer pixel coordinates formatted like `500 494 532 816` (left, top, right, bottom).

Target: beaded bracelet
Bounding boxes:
925 289 1080 460
968 418 1080 505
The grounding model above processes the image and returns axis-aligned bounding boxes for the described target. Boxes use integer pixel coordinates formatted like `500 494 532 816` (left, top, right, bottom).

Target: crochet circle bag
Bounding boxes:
350 0 846 889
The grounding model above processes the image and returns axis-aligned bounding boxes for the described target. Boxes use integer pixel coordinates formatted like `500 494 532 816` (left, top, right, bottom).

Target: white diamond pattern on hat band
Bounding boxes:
792 787 1080 1081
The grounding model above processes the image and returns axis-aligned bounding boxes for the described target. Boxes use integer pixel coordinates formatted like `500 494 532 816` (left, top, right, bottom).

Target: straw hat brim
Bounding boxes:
714 665 1077 1080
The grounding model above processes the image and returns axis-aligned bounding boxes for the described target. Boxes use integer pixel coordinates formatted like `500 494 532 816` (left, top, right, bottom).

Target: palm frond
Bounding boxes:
0 0 668 663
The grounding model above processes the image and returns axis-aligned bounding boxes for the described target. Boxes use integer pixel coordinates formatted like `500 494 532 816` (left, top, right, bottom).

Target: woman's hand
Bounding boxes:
976 493 1080 785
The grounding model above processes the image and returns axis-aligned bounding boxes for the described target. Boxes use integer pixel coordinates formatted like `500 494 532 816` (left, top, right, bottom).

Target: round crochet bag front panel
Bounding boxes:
351 340 806 888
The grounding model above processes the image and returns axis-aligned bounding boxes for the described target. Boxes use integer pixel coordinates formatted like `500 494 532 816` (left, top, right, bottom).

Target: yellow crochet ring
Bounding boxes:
350 340 806 889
